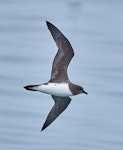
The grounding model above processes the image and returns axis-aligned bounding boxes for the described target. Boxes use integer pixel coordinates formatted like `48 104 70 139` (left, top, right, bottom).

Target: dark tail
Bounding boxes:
24 85 38 91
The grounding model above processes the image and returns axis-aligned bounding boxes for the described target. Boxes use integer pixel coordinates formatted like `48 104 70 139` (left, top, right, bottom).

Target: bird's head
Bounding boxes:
77 85 88 95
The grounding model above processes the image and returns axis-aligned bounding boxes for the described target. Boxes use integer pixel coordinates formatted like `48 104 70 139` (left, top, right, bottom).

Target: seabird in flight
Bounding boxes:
24 21 87 131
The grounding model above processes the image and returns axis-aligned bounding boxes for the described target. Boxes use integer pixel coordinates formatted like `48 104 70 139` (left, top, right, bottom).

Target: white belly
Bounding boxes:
35 83 73 97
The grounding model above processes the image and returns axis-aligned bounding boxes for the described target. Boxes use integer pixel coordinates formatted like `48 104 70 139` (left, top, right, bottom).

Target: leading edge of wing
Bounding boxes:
46 21 74 55
46 21 74 82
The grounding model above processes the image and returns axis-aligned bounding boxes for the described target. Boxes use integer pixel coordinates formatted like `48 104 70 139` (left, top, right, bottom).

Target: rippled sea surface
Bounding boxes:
0 0 123 149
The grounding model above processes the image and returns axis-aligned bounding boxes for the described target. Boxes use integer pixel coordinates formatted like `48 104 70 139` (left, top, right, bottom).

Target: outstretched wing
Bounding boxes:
41 95 71 131
46 21 74 82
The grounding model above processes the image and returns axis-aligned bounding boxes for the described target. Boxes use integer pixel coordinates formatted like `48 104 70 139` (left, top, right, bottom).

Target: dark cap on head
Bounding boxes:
69 82 88 95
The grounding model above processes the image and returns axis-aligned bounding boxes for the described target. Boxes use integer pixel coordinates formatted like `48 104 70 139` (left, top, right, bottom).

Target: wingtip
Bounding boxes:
46 21 55 30
41 128 44 132
41 125 46 131
46 21 51 27
46 20 48 24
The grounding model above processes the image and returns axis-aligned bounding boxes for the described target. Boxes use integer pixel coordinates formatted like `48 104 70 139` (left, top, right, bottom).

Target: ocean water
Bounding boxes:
0 0 123 150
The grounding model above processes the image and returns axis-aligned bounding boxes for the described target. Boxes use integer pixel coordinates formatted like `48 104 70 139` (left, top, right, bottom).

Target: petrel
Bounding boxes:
24 21 87 131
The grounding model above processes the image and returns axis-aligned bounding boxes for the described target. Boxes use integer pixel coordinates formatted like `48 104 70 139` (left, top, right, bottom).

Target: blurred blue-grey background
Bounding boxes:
0 0 123 150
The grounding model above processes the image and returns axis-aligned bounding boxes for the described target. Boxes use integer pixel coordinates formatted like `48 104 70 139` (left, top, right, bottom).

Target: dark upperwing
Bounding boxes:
46 21 74 83
41 95 71 131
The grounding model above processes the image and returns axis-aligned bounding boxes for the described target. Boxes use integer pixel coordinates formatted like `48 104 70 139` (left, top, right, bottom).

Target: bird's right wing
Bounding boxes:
41 95 71 131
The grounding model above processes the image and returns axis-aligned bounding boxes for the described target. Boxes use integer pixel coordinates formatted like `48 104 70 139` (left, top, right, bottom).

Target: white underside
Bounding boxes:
34 83 73 97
